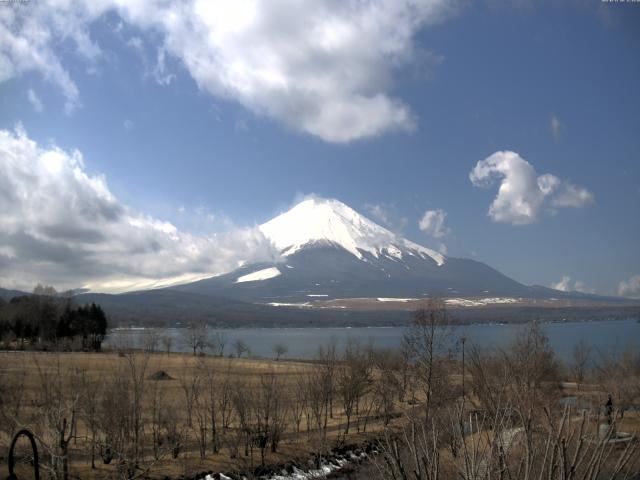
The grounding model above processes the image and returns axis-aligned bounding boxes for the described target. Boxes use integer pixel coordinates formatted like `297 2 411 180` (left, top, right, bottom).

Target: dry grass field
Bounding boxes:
0 349 409 479
1 319 639 480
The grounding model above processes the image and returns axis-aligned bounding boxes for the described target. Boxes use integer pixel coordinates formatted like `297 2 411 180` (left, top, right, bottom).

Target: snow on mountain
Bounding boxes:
235 267 282 283
259 197 445 265
167 198 624 304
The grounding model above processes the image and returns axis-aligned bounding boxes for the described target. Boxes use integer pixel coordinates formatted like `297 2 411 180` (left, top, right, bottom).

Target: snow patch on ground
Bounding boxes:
266 302 312 307
307 294 329 297
445 297 521 307
377 297 417 302
235 267 281 283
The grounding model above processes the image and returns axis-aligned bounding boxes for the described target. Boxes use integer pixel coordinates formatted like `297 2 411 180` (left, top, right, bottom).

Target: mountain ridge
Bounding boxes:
169 198 624 304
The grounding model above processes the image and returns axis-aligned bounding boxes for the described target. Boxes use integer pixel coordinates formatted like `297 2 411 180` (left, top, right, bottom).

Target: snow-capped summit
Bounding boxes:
172 197 548 303
259 197 445 265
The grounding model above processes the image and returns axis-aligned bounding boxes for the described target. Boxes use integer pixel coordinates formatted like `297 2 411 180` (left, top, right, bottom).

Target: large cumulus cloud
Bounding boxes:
0 126 278 292
0 0 455 142
469 151 594 225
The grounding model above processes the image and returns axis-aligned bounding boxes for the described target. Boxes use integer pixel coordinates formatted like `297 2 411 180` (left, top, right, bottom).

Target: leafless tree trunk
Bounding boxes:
570 339 592 387
183 322 207 356
179 358 200 427
79 370 102 469
32 355 80 480
338 340 371 434
318 338 338 420
208 331 227 357
272 343 288 361
122 350 150 477
403 299 454 423
160 330 173 355
306 366 331 468
291 370 308 439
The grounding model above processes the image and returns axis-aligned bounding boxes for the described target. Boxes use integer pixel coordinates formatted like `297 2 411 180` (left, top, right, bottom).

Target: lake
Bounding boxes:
104 318 640 362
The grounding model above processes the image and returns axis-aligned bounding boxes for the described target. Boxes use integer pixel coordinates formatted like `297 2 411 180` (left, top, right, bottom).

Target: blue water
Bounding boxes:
105 319 640 362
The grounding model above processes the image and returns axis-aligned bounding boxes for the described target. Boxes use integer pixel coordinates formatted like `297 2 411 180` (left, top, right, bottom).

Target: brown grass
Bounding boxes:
0 351 403 479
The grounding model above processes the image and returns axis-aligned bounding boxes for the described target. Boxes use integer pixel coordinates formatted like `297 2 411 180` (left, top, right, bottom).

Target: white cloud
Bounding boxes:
618 274 640 298
550 114 562 141
469 151 593 225
365 203 408 234
551 276 571 292
0 0 456 143
551 276 593 294
572 281 593 294
551 182 594 208
419 208 450 238
152 47 175 86
27 89 44 112
437 242 448 255
123 119 135 131
0 126 278 293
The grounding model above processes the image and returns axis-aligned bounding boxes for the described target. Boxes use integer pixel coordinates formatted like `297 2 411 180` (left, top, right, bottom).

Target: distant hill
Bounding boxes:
0 287 27 301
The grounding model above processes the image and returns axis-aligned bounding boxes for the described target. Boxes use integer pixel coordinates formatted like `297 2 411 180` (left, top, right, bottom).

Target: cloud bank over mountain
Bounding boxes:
0 126 277 292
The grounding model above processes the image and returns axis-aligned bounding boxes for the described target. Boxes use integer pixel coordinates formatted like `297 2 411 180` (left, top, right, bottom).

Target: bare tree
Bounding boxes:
192 371 208 459
218 363 235 432
290 370 308 439
370 348 401 426
233 339 250 358
252 370 288 465
160 330 173 355
199 358 221 454
570 339 592 387
403 299 454 422
0 358 26 436
183 322 207 356
231 378 253 462
272 343 288 361
376 386 639 480
121 350 150 477
142 328 160 353
505 321 560 418
32 355 80 480
317 337 338 419
337 340 371 434
149 379 166 461
179 358 201 428
305 366 331 467
79 370 102 469
595 345 640 419
208 330 227 357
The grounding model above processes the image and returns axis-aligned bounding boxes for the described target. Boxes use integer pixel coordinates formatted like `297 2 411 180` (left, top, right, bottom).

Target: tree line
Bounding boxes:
0 285 108 351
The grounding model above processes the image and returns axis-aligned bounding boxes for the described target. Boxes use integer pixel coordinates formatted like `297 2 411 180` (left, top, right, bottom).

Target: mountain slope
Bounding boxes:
174 244 536 302
172 197 572 303
0 287 28 301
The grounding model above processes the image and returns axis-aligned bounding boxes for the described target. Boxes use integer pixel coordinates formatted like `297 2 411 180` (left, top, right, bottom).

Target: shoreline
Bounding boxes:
109 315 640 331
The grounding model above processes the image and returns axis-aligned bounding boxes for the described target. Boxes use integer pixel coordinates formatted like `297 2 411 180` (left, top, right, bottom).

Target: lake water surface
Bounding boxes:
105 318 640 362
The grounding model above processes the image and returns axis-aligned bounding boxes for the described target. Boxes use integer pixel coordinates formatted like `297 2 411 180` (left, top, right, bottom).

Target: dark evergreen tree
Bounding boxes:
0 293 108 351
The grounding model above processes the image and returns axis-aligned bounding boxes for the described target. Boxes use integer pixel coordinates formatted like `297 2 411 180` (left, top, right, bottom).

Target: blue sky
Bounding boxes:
0 0 639 295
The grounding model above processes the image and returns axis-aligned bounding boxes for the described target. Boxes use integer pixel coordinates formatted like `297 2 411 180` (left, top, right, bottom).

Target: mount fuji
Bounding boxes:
171 198 572 303
66 197 635 326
